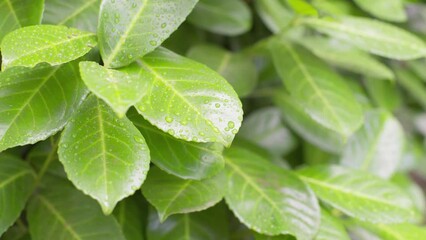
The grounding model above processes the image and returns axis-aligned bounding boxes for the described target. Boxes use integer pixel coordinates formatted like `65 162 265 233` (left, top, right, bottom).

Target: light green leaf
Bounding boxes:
1 25 97 69
299 36 394 80
43 0 101 32
286 0 318 16
187 44 258 97
142 167 224 221
315 209 350 240
146 204 229 240
98 0 198 68
303 16 426 60
129 111 224 180
274 93 345 153
364 79 401 111
0 62 88 152
27 177 126 240
187 0 252 36
0 0 44 43
395 68 426 109
0 154 35 236
297 165 417 223
408 59 426 82
353 0 406 22
392 173 425 221
270 40 363 138
341 110 405 179
238 107 296 156
356 222 426 240
254 0 293 33
311 0 360 16
58 95 150 214
113 195 147 240
134 48 243 147
79 61 147 117
224 147 320 239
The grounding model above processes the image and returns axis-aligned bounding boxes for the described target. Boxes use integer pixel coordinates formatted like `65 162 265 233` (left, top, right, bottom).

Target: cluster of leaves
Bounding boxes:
1 0 426 239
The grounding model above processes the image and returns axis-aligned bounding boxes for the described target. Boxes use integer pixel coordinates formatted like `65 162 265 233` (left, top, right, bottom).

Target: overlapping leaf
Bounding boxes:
0 62 88 152
113 195 146 240
134 48 243 147
224 147 320 239
129 111 224 180
1 25 97 69
98 0 198 68
353 0 406 22
315 210 350 240
58 95 150 214
297 165 417 223
254 0 293 33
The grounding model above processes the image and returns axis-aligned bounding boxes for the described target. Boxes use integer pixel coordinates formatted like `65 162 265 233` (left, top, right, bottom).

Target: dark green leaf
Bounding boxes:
113 195 147 240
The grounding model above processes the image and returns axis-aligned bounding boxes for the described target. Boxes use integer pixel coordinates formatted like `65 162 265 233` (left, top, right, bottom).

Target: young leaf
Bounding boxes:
315 209 350 240
224 147 320 239
129 111 224 180
134 48 243 147
142 167 225 221
297 165 417 223
341 110 405 179
353 0 406 22
255 0 293 33
187 44 258 97
113 195 147 240
0 62 88 152
98 0 198 68
79 61 147 117
302 16 426 60
187 0 252 36
1 25 97 69
58 95 150 214
270 40 363 138
146 204 229 240
0 154 35 236
0 0 44 42
43 0 101 32
286 0 318 17
27 177 126 240
299 36 394 80
356 222 426 240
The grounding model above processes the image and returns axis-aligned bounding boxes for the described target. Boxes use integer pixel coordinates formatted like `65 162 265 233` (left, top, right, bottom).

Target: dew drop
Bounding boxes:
149 40 157 46
228 121 235 129
161 23 167 28
215 103 220 108
165 116 173 123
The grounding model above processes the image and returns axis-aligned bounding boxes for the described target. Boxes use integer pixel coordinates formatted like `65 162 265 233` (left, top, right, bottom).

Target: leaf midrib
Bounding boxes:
95 98 109 206
58 0 99 25
0 170 32 189
161 180 192 220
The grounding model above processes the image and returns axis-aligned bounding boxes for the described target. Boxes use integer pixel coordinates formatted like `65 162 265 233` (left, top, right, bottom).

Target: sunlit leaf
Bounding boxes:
353 0 406 22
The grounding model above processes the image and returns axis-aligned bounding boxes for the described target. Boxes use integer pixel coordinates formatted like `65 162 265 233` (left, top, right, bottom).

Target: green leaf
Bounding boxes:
187 44 258 97
146 204 229 240
392 174 425 220
299 36 394 80
98 0 198 68
27 177 126 240
238 107 296 156
356 222 426 240
224 147 320 239
395 68 426 109
0 0 44 43
353 0 406 22
254 0 293 33
302 16 426 60
286 0 318 17
1 223 30 240
270 40 363 138
142 167 225 221
274 93 345 153
129 110 224 180
134 48 243 147
43 0 101 32
1 25 97 70
0 62 88 152
315 209 350 240
58 95 151 214
297 165 416 223
79 61 147 117
254 233 294 240
364 80 401 111
113 195 147 240
0 154 35 235
341 110 405 179
187 0 252 36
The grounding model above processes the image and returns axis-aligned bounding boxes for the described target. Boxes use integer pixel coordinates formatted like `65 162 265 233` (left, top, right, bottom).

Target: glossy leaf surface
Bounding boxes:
341 110 405 179
98 0 198 68
270 40 363 138
79 61 147 117
1 25 97 69
224 147 320 238
129 111 224 180
0 62 88 152
142 167 224 221
0 154 35 235
134 48 243 147
0 0 44 42
353 0 406 22
297 165 416 223
187 0 252 36
303 16 426 60
27 177 126 240
58 95 150 214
